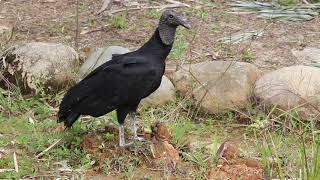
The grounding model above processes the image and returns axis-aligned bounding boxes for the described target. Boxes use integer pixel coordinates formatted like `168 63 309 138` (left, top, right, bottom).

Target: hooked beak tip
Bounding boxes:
179 17 191 29
182 23 191 29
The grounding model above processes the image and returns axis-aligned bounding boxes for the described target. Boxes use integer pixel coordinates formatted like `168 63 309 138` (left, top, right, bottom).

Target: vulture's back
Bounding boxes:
58 53 165 126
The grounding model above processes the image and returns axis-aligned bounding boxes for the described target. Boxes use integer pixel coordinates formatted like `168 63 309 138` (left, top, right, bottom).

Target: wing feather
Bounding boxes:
58 55 161 117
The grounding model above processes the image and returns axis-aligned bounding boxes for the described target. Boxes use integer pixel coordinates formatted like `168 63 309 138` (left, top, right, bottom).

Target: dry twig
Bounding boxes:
13 151 18 172
0 169 15 173
36 138 62 158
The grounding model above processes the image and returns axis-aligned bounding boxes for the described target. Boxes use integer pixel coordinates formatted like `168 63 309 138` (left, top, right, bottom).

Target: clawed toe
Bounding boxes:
119 141 134 148
134 136 145 142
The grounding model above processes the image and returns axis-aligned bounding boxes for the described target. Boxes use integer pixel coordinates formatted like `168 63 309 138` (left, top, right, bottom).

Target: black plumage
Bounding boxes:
58 10 190 147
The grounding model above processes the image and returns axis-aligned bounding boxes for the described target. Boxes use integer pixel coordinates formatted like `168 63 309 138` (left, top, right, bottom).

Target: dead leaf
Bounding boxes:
216 141 226 159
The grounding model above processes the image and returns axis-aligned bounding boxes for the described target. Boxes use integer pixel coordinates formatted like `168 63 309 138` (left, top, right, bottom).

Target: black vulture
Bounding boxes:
57 10 190 147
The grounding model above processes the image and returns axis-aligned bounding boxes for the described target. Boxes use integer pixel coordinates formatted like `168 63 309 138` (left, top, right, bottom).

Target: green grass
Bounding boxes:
47 24 65 36
168 119 194 148
0 93 98 178
79 3 88 12
169 28 188 60
277 0 298 6
241 48 255 62
146 9 161 19
191 8 209 21
1 87 319 179
111 14 128 29
257 125 320 179
0 66 318 179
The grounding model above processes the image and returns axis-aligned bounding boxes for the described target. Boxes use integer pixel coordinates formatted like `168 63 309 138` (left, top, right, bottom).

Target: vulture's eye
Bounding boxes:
169 15 174 19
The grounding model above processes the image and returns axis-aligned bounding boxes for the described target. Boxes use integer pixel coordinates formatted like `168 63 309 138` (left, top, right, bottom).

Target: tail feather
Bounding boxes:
57 111 80 128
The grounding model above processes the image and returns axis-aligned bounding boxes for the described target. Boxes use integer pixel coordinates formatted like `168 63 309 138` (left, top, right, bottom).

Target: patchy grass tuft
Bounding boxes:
111 14 128 29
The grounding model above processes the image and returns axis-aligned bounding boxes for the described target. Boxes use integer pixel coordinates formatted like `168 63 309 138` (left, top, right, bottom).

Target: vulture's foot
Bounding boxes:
119 124 134 148
133 136 145 142
119 141 134 148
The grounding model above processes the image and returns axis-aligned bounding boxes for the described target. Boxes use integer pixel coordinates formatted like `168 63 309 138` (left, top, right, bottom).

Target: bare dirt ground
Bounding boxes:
2 0 320 69
1 0 320 179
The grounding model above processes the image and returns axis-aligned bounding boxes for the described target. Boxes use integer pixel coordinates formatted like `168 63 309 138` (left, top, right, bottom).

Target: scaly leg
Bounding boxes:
129 112 144 141
119 124 133 147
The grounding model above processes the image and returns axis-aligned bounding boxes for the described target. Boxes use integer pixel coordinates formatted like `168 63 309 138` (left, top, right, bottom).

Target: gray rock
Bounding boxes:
173 61 261 114
2 42 78 93
292 47 320 64
141 76 176 107
76 46 129 81
254 65 320 118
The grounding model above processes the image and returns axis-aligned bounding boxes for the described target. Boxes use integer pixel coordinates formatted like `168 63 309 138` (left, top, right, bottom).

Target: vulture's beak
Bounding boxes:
178 17 191 29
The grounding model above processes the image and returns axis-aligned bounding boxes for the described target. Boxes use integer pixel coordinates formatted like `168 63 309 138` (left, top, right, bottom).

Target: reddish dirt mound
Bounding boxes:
207 142 263 180
78 124 263 179
79 126 153 169
79 123 182 178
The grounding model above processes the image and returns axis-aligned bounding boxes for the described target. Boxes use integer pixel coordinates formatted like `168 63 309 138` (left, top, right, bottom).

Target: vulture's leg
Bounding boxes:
117 108 133 147
129 112 144 141
119 124 133 147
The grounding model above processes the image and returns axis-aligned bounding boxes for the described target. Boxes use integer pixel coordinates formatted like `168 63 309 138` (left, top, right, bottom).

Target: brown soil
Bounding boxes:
207 142 264 180
2 0 319 71
79 123 192 179
76 123 263 179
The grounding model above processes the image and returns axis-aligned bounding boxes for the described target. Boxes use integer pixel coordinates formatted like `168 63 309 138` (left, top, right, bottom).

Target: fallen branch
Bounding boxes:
80 25 110 35
302 0 309 4
108 3 190 15
36 138 62 158
165 0 190 7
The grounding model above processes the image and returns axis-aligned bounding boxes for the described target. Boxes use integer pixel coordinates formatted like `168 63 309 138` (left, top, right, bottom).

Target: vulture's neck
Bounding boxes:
138 28 174 61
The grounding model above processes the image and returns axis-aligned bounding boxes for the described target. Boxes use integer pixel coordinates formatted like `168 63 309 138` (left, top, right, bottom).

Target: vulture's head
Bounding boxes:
160 10 190 29
158 9 190 45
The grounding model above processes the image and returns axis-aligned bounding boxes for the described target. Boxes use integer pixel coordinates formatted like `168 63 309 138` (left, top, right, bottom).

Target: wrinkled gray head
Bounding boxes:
158 10 190 45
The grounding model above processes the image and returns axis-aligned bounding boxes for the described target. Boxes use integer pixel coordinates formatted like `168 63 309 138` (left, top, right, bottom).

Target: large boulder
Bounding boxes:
254 65 320 118
77 46 175 107
76 46 129 81
1 42 78 93
173 61 261 114
141 76 176 107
